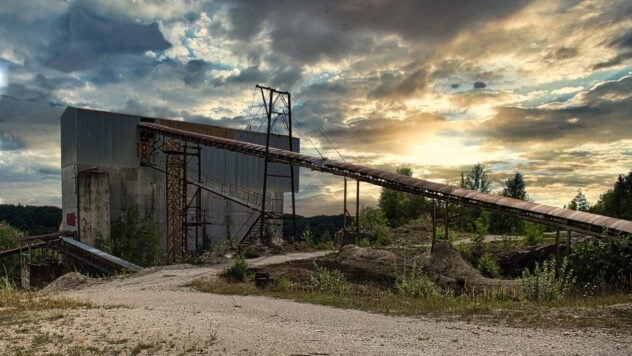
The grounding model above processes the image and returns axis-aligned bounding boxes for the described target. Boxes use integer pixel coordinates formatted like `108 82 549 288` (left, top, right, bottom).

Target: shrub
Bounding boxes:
316 231 336 250
500 234 514 252
521 258 575 301
111 205 161 267
300 224 315 247
477 253 500 278
395 263 440 298
359 207 392 246
270 274 291 291
227 256 249 282
435 226 458 243
472 212 489 251
523 222 544 246
358 238 371 247
569 234 632 291
310 264 349 294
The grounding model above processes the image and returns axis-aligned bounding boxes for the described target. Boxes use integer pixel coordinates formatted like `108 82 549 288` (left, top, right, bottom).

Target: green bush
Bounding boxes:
395 263 440 298
472 212 489 251
300 224 315 247
523 222 544 246
110 205 161 267
435 225 458 243
310 264 349 294
569 234 632 291
521 258 575 301
358 238 371 247
477 253 500 278
271 274 291 291
316 231 336 250
227 256 249 282
359 207 392 246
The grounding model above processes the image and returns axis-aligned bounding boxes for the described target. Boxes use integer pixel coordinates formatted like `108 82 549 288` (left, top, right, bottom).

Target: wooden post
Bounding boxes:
566 230 572 255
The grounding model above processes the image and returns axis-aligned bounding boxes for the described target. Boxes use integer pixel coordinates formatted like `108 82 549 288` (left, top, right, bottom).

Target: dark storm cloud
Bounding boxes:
593 29 632 69
0 84 63 149
544 47 578 61
48 7 170 72
473 81 486 89
476 75 632 146
368 69 427 99
0 130 25 151
219 0 531 62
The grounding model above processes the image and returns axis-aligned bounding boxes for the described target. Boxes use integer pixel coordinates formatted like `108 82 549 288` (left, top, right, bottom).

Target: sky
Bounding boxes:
0 0 631 216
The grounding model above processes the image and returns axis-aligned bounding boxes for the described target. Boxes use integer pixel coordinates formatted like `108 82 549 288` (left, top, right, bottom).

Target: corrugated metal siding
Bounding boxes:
60 108 77 168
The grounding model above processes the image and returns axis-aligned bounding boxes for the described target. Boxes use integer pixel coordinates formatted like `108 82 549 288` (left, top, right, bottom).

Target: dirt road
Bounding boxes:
43 251 631 355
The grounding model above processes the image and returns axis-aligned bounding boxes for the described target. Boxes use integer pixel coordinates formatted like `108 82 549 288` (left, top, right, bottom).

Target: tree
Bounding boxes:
568 189 589 212
502 172 528 200
461 163 491 193
490 172 528 234
379 167 427 226
591 171 632 220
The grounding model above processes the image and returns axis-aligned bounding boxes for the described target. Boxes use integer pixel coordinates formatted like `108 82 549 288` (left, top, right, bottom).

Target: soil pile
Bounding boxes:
40 272 93 294
333 242 520 292
333 245 400 284
414 240 520 292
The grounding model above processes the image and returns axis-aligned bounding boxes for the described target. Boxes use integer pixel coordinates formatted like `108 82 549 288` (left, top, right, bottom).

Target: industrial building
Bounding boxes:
60 107 299 256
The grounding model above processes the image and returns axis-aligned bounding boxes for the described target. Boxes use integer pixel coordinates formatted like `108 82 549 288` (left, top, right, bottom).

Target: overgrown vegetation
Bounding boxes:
569 234 632 292
310 264 349 294
0 222 24 282
379 167 428 227
358 206 392 246
227 256 249 281
523 222 544 246
521 258 575 302
105 205 161 267
192 259 632 330
395 263 440 298
477 253 500 278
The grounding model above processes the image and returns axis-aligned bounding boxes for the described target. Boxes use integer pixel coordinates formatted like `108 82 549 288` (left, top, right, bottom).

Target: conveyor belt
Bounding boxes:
139 122 632 238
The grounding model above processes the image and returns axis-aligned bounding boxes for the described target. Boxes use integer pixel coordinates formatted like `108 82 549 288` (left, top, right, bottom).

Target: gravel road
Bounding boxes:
54 251 631 355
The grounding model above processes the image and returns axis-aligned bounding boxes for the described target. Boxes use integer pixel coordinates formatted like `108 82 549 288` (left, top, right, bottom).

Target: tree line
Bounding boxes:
377 164 632 235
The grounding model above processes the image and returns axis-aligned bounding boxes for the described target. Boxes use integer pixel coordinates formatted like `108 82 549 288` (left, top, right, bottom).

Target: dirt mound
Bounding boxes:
335 245 398 280
332 242 519 292
40 272 93 294
414 240 520 292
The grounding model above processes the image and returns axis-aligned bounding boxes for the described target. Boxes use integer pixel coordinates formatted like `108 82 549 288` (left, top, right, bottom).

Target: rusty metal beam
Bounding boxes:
138 122 632 238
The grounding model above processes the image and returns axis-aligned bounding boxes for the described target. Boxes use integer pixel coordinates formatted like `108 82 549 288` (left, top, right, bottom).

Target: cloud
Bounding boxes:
475 75 632 147
220 0 531 63
48 7 170 72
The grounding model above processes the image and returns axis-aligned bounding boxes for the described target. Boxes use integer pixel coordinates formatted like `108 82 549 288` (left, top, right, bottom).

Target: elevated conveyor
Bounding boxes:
139 122 632 238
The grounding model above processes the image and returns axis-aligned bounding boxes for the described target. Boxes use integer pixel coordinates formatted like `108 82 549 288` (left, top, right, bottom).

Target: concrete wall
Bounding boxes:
77 170 110 246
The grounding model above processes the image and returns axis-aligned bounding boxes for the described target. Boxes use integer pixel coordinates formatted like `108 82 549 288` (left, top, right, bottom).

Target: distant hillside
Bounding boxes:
283 214 345 241
0 204 62 235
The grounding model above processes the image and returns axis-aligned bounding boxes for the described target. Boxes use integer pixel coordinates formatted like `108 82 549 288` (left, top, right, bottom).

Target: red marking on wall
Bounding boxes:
67 213 76 226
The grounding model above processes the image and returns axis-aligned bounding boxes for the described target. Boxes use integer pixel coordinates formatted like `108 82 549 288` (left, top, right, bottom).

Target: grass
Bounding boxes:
191 275 632 331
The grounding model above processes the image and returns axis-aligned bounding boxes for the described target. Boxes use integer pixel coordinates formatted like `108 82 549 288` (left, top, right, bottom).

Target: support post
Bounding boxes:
259 88 273 243
444 201 449 241
342 177 348 245
355 180 360 244
555 228 560 276
431 200 437 252
287 93 297 243
566 230 572 255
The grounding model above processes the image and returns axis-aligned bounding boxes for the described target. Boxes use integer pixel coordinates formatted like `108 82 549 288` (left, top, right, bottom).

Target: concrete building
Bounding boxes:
60 107 299 252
